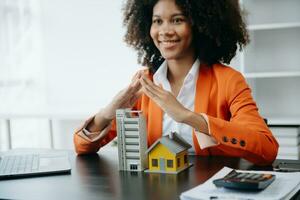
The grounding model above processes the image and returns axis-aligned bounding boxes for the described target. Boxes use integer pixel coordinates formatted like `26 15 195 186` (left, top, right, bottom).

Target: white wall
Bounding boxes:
0 0 141 150
40 0 139 114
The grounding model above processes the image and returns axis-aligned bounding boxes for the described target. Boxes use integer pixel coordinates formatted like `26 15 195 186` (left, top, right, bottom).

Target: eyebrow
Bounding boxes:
152 13 185 18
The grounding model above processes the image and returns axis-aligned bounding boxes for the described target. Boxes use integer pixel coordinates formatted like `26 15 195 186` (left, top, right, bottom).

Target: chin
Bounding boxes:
160 52 180 60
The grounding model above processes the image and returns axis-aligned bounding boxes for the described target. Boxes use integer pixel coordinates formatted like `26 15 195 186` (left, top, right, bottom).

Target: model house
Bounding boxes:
116 109 148 171
145 132 192 174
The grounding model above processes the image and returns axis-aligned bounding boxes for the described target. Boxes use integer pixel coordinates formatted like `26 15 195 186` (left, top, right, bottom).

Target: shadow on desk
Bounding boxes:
75 153 123 199
74 154 258 200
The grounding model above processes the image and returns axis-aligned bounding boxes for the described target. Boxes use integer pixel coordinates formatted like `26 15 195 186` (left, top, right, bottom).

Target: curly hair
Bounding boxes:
123 0 249 72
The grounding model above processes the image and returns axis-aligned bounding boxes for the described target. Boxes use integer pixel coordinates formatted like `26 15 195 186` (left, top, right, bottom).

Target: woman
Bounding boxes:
74 0 278 165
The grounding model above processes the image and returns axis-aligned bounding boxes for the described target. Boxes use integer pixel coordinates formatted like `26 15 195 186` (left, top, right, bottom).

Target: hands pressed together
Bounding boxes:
103 70 190 123
89 70 207 136
139 73 191 123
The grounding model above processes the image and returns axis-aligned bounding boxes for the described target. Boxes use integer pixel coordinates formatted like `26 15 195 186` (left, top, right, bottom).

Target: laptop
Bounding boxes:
0 151 71 180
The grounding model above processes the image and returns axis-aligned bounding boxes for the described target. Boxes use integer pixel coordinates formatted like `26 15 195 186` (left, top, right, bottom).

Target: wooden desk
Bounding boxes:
0 148 299 200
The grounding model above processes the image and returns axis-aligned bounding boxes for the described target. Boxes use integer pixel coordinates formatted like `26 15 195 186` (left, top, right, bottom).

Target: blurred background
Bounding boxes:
0 0 300 159
0 0 139 150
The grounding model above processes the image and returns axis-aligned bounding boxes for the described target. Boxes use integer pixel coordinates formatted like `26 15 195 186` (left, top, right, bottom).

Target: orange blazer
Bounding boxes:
74 63 278 165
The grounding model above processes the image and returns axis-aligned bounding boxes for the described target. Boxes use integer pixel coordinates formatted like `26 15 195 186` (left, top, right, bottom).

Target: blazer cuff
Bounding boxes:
76 115 111 143
194 113 218 149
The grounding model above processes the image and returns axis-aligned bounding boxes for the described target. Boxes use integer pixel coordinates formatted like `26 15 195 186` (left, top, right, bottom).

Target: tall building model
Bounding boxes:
116 109 148 171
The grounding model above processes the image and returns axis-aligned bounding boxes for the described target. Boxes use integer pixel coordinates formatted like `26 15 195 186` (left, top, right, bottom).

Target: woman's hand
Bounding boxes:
139 75 190 123
101 70 144 120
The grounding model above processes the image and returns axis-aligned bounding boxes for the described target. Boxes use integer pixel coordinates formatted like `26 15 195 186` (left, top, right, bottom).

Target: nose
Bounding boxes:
158 23 175 37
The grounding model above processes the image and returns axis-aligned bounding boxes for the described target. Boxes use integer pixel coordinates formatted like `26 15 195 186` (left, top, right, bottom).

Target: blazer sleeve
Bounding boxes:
73 69 150 155
73 117 117 155
207 71 279 165
73 99 143 155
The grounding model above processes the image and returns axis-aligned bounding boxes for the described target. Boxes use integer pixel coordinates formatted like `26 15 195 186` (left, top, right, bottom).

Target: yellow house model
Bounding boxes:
145 132 192 174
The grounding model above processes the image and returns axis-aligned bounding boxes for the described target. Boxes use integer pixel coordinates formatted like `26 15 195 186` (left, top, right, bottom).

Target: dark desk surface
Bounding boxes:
0 148 299 200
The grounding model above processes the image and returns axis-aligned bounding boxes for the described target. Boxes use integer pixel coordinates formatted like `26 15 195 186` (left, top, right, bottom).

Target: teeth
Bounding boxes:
161 40 178 43
160 40 179 45
159 40 179 48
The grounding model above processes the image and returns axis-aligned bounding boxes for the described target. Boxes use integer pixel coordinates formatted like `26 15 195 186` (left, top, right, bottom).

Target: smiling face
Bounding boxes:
150 0 194 61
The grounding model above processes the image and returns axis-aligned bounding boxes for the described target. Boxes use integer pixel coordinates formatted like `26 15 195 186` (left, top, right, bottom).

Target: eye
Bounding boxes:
152 18 163 25
172 17 185 24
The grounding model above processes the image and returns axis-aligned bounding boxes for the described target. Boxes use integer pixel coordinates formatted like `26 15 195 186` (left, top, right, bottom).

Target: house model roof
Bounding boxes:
146 132 192 155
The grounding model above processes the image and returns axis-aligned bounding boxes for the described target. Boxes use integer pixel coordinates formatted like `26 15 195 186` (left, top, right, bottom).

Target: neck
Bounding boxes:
166 54 196 83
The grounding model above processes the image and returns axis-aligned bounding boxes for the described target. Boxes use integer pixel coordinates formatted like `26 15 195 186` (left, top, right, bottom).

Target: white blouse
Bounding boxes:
153 59 217 154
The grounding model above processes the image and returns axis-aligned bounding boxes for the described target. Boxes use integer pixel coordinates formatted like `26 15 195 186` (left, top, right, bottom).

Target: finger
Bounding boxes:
135 88 143 98
141 76 165 96
141 86 156 100
128 79 141 94
141 75 162 91
132 80 142 95
140 79 158 100
137 69 146 78
131 69 148 83
131 87 143 103
139 76 152 93
131 71 142 82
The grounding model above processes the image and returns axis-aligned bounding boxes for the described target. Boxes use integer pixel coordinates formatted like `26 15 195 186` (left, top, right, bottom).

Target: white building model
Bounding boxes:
116 109 148 171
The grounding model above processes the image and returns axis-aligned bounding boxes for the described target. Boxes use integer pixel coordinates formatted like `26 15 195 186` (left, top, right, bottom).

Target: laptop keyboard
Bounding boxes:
0 154 39 175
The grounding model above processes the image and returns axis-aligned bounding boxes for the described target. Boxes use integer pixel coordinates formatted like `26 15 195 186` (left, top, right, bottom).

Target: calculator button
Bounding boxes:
236 173 248 179
225 170 238 178
243 173 254 179
250 174 262 180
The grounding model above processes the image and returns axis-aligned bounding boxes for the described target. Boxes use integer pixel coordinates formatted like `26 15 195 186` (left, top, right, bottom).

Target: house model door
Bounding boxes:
160 158 165 171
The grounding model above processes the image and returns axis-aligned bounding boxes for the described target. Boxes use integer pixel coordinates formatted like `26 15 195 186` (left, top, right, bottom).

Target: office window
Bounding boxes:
167 160 173 168
184 155 188 164
152 159 158 167
177 157 180 167
130 164 138 170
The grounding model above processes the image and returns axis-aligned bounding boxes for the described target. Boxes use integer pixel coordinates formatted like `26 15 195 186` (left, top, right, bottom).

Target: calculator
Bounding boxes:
213 170 276 190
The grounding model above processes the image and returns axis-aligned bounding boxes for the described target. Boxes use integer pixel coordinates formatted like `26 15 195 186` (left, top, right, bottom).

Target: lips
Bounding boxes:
159 39 180 48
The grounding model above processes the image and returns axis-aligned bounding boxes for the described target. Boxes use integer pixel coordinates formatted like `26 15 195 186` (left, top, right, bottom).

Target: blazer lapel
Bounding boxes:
193 63 212 155
147 98 163 146
146 72 163 146
195 63 212 114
